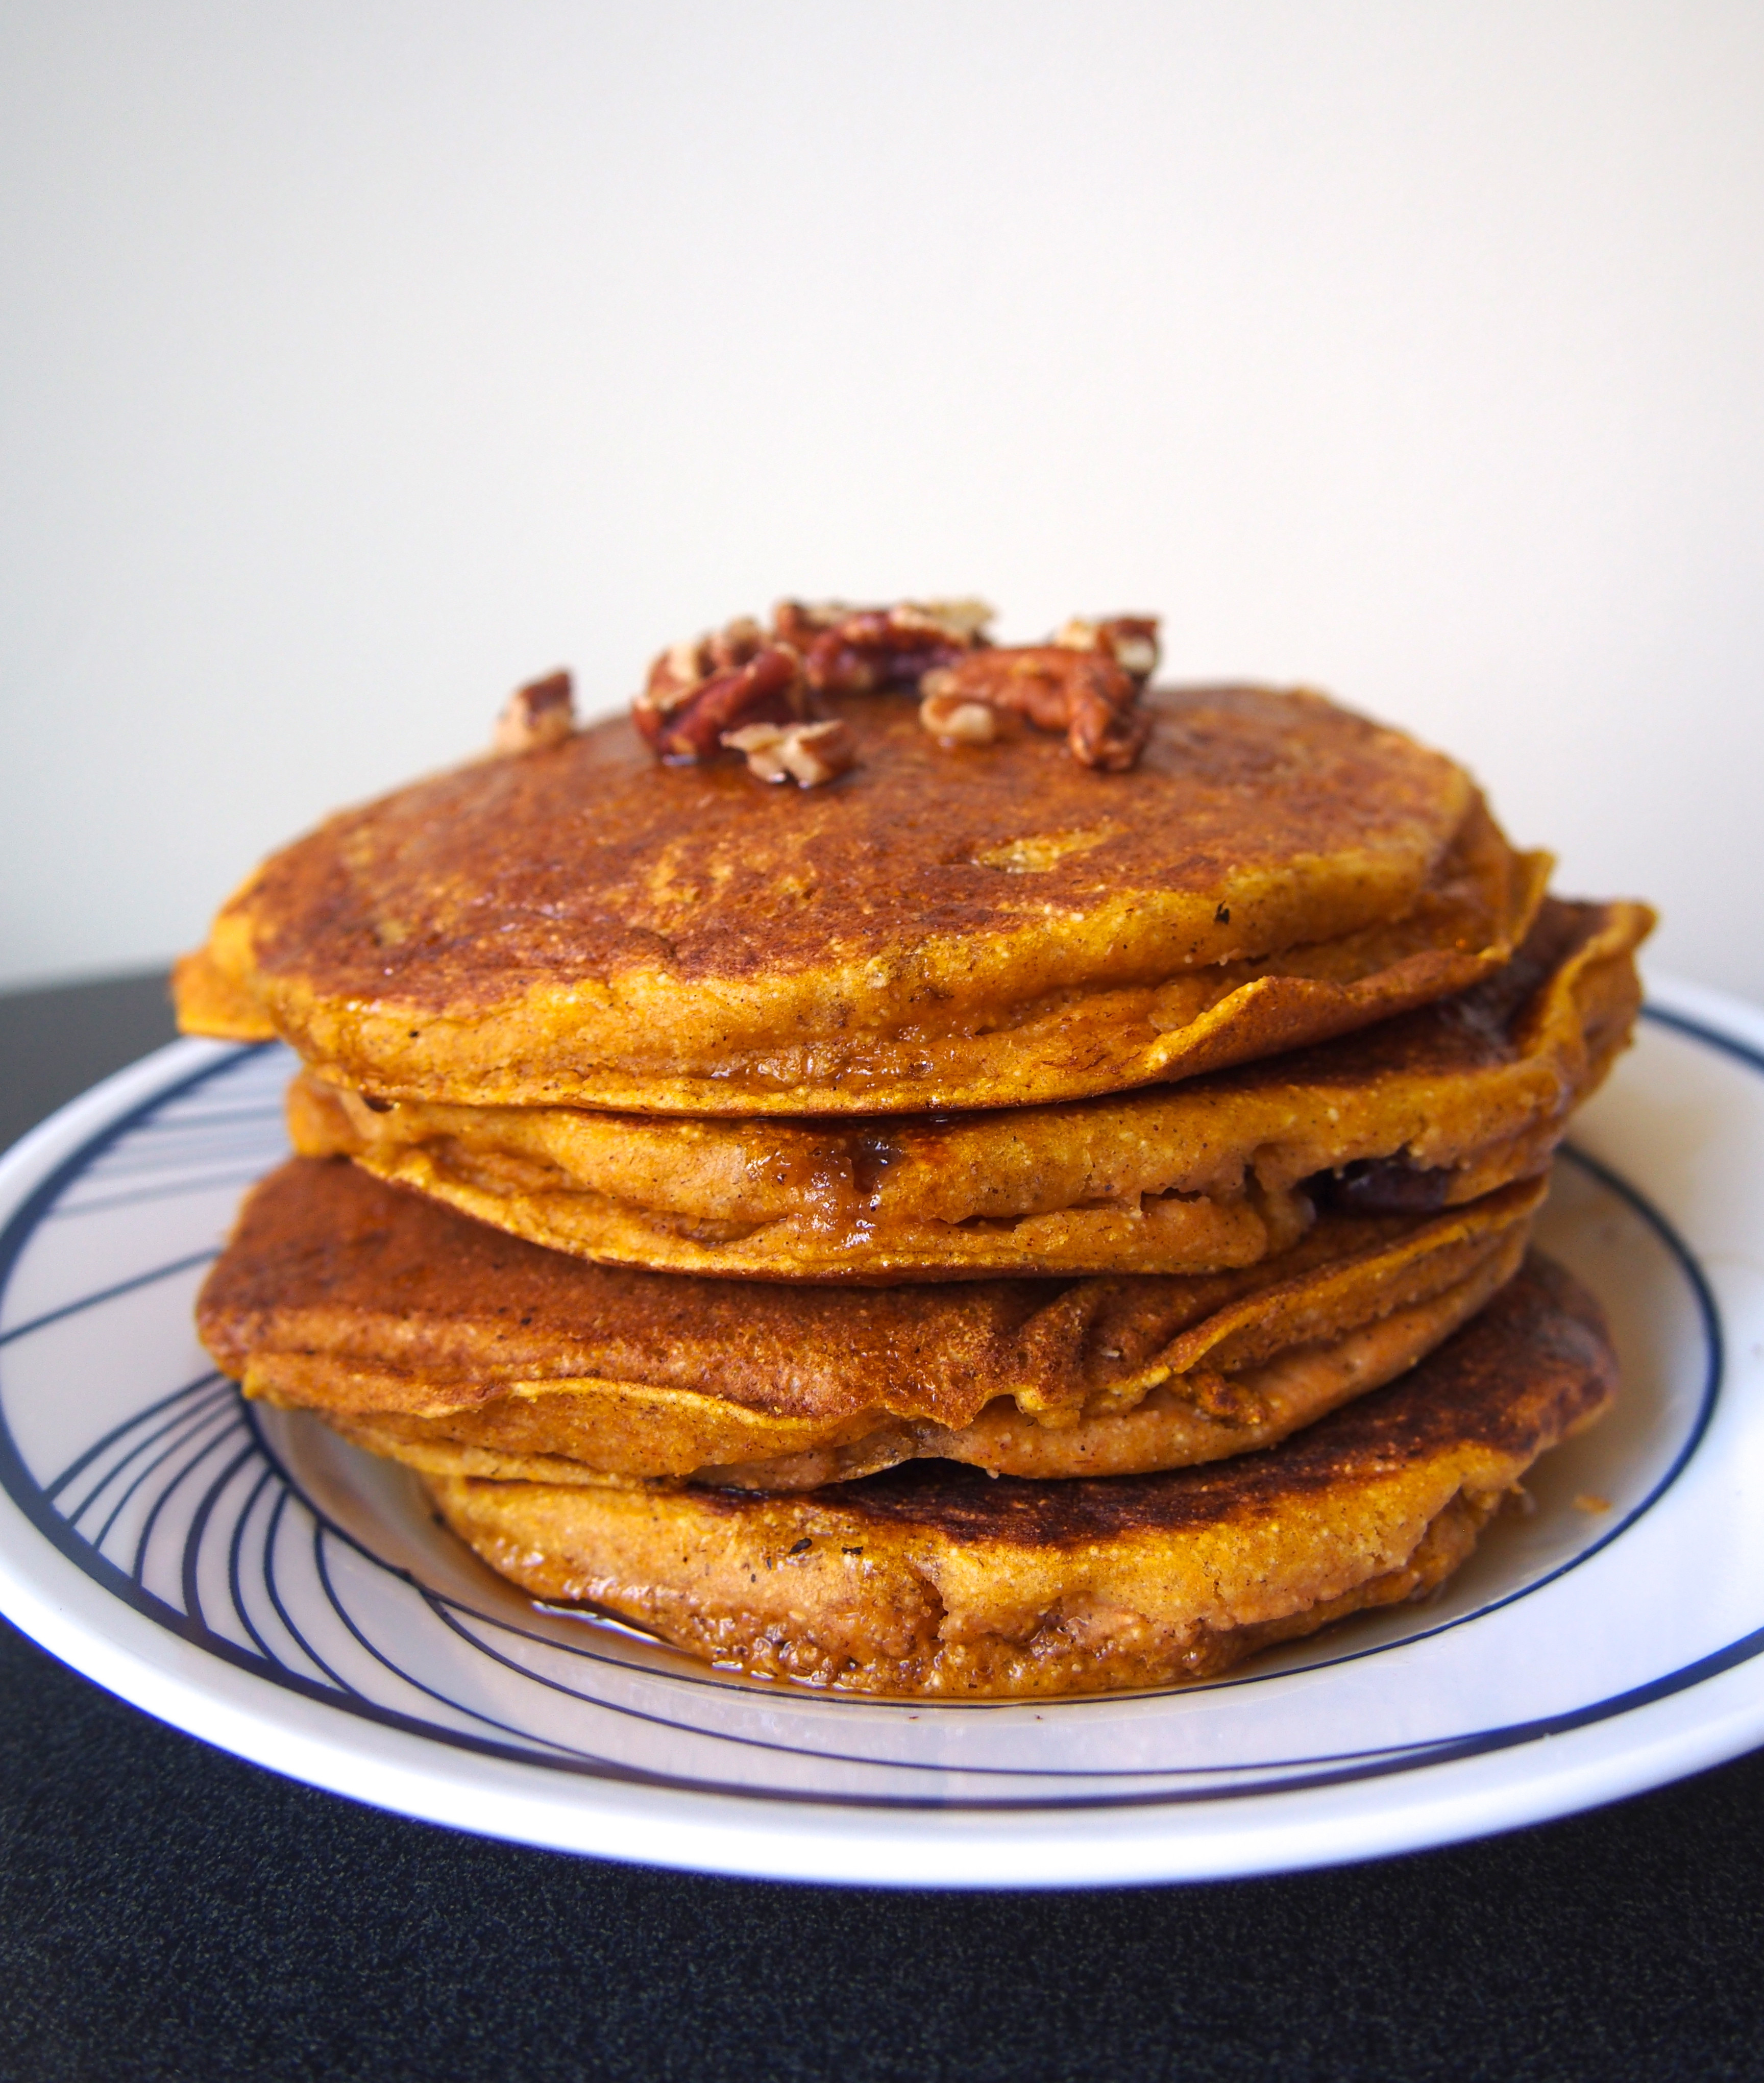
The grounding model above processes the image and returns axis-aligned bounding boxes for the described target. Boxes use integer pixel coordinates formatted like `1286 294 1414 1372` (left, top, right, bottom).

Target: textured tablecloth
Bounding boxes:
2 975 1760 2082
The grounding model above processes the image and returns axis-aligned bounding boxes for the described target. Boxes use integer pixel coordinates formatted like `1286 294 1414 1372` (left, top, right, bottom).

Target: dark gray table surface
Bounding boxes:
2 973 1761 2083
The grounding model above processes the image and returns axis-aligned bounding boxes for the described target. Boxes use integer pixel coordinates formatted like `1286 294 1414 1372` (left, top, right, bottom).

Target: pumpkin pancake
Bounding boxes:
289 895 1647 1281
425 1255 1614 1697
174 684 1547 1114
199 1156 1541 1489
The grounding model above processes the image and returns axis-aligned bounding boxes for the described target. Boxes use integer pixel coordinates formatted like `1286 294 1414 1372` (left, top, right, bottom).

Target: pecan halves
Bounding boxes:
632 636 808 764
774 598 994 696
492 669 576 754
920 646 1150 770
722 717 859 788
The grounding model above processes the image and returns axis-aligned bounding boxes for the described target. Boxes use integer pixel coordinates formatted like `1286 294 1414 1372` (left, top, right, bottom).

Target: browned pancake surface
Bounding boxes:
428 1258 1615 1697
177 686 1546 1112
796 1255 1610 1546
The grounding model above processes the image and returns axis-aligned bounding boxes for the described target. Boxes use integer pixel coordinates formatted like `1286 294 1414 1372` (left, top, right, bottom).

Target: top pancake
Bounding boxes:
175 684 1547 1114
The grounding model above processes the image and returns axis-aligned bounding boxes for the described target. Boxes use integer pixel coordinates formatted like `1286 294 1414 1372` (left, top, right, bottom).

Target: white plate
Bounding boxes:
1 983 1760 1889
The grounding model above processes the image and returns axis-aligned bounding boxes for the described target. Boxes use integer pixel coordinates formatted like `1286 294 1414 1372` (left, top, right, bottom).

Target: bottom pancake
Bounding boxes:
428 1255 1615 1698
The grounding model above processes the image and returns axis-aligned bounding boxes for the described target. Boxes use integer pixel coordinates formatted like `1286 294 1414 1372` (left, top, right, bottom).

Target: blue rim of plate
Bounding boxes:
0 1005 1752 1815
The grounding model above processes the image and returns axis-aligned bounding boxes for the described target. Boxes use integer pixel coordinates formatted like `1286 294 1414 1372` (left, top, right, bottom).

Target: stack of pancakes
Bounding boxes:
182 616 1651 1698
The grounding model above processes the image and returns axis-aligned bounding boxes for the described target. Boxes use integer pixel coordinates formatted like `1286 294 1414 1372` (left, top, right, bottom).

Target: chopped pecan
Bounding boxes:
722 717 858 788
1055 615 1160 683
773 598 993 695
921 646 1149 770
633 641 808 764
492 669 576 754
1068 682 1153 771
918 689 998 746
637 616 770 722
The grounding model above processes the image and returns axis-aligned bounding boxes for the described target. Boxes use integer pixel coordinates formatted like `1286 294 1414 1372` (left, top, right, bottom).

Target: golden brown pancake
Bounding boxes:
175 684 1547 1114
289 896 1648 1281
426 1256 1615 1697
199 1156 1541 1488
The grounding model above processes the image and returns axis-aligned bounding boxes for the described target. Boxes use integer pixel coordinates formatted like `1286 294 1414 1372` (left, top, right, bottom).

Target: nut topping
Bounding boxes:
492 669 576 754
630 599 1157 774
1055 615 1161 683
921 646 1150 770
918 690 998 745
638 616 771 721
722 717 859 788
633 638 808 764
774 598 994 695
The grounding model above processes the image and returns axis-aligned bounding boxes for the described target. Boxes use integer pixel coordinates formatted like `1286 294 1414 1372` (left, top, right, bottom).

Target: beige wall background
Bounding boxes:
2 2 1760 996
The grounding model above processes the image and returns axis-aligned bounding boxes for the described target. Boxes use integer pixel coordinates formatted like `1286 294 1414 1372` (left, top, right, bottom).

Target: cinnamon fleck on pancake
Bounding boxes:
289 896 1647 1281
426 1257 1614 1697
175 685 1546 1115
198 1156 1541 1489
